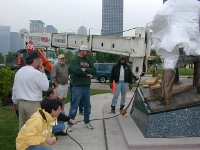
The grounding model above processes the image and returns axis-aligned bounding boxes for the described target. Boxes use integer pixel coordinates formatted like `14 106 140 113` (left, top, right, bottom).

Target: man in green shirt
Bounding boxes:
67 45 96 132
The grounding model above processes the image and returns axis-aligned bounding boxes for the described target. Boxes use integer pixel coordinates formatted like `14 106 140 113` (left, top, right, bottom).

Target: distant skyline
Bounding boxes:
0 0 163 36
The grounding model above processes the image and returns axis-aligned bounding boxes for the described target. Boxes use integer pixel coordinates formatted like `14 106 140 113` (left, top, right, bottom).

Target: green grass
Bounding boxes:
147 66 194 76
0 89 110 150
0 106 18 150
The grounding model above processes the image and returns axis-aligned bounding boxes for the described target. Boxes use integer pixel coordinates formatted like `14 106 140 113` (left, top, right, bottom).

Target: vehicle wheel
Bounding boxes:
98 76 106 83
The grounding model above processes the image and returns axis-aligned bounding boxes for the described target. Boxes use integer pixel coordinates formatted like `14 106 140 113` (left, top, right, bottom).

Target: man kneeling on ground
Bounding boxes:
16 99 62 150
43 88 78 136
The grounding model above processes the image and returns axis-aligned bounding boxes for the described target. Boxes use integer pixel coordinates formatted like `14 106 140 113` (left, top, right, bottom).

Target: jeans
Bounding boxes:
26 145 51 150
111 81 128 106
68 86 91 126
70 84 84 113
79 100 84 113
52 111 65 134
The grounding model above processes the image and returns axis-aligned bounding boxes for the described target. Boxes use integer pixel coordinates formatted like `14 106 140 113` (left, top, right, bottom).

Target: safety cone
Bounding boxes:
111 80 116 94
17 56 22 65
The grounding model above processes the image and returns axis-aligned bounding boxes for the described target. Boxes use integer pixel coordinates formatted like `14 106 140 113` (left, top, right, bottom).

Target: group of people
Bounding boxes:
12 45 96 150
12 45 136 150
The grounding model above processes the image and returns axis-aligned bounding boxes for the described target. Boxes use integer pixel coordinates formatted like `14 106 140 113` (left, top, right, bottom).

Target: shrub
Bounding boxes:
0 68 16 106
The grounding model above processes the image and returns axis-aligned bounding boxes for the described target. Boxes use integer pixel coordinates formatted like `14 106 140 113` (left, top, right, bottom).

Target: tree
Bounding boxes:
0 52 4 64
149 50 162 67
96 53 119 63
86 52 96 63
56 49 65 55
0 67 16 106
64 50 74 63
6 51 15 65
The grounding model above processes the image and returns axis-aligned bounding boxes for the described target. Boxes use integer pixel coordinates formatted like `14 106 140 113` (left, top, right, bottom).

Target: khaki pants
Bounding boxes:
18 100 40 130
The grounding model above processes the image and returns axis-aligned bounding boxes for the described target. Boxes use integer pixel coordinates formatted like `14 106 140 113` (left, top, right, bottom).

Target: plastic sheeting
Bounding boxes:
147 0 200 69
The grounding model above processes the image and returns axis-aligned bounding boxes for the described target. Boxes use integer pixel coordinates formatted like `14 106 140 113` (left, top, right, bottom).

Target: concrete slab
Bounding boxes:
50 93 112 150
103 92 200 150
50 91 200 150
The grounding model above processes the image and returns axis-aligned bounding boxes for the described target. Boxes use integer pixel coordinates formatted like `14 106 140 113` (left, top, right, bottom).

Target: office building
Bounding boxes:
102 0 123 36
78 26 87 35
45 25 57 33
30 20 45 33
0 26 10 54
10 32 21 52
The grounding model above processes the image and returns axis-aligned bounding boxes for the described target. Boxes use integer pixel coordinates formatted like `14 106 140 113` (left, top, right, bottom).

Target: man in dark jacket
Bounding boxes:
109 55 137 113
41 88 77 136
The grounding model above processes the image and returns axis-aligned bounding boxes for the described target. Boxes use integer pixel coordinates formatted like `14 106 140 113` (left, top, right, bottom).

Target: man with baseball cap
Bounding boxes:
12 51 49 130
52 54 69 111
67 45 96 132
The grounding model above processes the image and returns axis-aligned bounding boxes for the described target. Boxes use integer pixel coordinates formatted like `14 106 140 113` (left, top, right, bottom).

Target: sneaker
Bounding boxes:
79 112 84 115
54 131 68 136
84 123 93 129
67 126 73 132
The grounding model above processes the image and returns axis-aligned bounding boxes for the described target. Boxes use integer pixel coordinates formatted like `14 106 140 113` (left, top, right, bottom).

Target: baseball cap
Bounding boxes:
58 54 65 59
120 55 126 60
80 45 90 51
26 51 42 60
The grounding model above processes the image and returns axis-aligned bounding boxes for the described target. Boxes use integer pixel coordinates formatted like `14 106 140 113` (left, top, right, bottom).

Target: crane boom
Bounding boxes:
21 27 151 76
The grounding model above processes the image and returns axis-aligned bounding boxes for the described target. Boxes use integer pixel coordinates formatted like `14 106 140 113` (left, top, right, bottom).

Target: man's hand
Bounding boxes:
129 84 133 90
110 83 113 89
13 103 18 111
38 64 45 73
54 83 58 88
87 74 93 78
134 76 139 81
45 137 56 145
81 68 86 72
70 119 78 125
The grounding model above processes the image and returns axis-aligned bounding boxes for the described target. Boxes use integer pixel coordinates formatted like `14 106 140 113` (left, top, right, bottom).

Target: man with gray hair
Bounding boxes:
52 54 68 110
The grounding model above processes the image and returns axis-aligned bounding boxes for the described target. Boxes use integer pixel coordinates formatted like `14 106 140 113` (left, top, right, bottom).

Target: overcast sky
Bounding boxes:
0 0 163 36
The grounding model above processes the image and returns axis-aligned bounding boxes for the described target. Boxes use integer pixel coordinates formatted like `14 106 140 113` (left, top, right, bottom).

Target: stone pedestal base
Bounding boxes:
130 87 200 138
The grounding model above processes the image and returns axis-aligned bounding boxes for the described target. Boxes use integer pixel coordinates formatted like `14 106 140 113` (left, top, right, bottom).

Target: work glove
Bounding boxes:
110 83 113 89
133 76 139 83
129 84 133 90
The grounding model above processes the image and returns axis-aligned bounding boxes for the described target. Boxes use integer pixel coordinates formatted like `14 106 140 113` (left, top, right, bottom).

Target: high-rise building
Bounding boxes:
10 32 21 52
78 26 87 35
0 26 10 54
102 0 123 36
30 20 45 33
45 25 57 33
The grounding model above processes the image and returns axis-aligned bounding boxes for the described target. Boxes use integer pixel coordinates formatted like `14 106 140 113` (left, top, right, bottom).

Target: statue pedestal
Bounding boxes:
130 84 200 138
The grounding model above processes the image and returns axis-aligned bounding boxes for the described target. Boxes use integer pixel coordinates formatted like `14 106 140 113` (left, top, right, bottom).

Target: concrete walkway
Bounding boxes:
50 93 111 150
50 91 200 150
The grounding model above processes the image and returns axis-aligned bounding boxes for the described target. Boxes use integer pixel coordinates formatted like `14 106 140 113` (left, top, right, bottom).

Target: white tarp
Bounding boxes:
147 0 200 69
